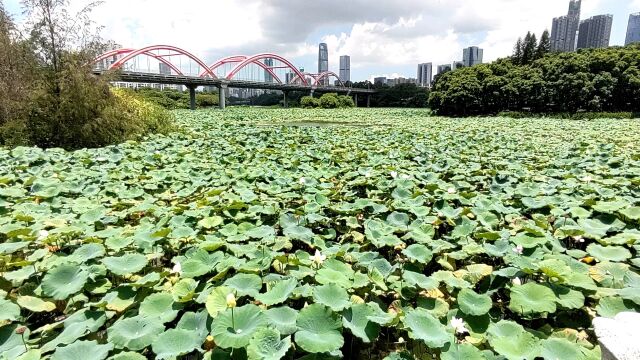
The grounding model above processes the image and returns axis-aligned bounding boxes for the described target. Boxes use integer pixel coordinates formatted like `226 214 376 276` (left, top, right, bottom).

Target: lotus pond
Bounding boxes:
1 108 639 360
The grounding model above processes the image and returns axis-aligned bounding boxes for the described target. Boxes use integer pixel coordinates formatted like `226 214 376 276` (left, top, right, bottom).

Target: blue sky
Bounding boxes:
4 0 638 81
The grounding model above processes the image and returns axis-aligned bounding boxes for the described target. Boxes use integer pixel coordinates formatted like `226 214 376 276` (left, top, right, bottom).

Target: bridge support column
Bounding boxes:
283 91 289 108
218 84 227 110
366 94 371 108
310 89 315 98
188 85 197 111
354 93 359 107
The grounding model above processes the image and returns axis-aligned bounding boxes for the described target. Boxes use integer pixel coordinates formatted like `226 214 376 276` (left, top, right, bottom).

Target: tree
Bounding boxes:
536 30 551 60
513 38 523 65
522 32 537 65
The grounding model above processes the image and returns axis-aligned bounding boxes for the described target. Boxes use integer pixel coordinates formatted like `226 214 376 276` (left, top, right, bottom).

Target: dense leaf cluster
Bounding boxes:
0 108 639 359
429 45 640 116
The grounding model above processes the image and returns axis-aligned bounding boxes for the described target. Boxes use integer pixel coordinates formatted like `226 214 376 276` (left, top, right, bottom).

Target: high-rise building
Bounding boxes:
577 15 613 49
264 58 274 83
551 0 582 52
462 46 483 67
626 13 640 46
159 63 172 75
417 63 433 87
437 64 452 75
373 77 387 86
318 43 329 86
285 72 296 84
339 55 351 83
452 61 465 70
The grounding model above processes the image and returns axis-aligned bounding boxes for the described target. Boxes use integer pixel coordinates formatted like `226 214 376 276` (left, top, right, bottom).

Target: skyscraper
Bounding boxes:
318 43 329 86
417 63 433 87
339 55 351 83
551 0 582 52
452 61 465 70
626 13 640 46
462 46 483 67
159 63 172 75
437 64 452 75
577 15 613 49
264 58 274 83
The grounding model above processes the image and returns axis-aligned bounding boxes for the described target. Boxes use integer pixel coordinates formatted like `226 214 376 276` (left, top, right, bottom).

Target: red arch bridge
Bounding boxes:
92 45 375 109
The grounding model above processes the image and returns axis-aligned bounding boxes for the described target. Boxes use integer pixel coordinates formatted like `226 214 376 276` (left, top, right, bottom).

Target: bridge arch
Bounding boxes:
225 53 308 85
315 71 345 87
199 55 282 83
93 48 184 76
106 45 217 79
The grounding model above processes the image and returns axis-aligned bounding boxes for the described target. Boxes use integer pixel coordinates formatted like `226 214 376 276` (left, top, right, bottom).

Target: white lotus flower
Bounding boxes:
37 230 49 240
447 187 456 194
400 174 411 180
573 235 585 243
226 293 236 308
582 175 593 183
450 317 469 334
299 177 306 185
171 262 182 275
311 250 326 265
390 171 398 179
513 245 524 255
512 277 522 286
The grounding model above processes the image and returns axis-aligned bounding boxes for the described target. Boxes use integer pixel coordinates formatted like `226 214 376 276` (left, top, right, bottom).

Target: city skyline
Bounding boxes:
3 0 638 82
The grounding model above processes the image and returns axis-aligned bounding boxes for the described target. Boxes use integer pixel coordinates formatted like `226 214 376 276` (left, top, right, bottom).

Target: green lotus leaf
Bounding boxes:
210 305 268 349
457 289 492 316
70 243 105 263
595 297 638 318
0 242 29 255
402 271 438 290
15 349 41 360
509 283 557 315
313 283 351 311
198 216 224 229
541 338 587 360
402 244 433 264
0 298 20 321
139 293 182 323
295 304 344 353
441 342 485 360
102 286 138 312
264 307 298 335
342 303 380 343
587 244 632 262
386 212 410 229
180 259 212 278
366 302 396 325
108 352 147 360
51 340 113 360
103 254 148 276
511 234 548 249
487 320 540 360
176 311 210 341
316 268 353 288
206 286 233 317
578 218 611 239
107 315 165 350
224 273 263 298
403 308 451 348
619 206 640 220
247 328 291 360
256 278 297 306
42 264 88 300
171 278 199 303
17 296 56 313
151 329 201 359
383 351 415 360
552 285 585 310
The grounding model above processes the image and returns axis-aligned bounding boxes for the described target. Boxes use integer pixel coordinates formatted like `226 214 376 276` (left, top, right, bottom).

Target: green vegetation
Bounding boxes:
300 93 355 109
352 82 429 108
429 45 640 116
0 1 172 150
130 88 219 110
1 107 639 359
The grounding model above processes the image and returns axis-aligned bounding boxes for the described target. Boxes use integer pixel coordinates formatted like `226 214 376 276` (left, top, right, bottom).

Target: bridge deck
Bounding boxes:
94 71 376 94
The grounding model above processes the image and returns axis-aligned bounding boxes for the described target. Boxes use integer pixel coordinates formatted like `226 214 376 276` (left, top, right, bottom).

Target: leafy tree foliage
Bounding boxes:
430 45 640 116
352 82 429 108
0 0 172 149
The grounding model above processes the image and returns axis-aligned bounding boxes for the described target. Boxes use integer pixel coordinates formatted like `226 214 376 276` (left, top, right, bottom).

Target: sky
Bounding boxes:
4 0 639 82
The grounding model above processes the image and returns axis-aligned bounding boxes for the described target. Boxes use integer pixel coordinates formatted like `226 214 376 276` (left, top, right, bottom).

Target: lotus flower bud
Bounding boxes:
226 293 236 308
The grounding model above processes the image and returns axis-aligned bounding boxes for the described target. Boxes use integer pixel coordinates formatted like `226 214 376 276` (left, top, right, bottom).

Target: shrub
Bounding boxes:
337 95 355 108
300 96 320 108
319 93 340 109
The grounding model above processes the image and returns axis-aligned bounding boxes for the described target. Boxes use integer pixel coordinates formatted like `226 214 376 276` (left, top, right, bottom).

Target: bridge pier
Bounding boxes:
354 93 358 107
310 89 315 98
366 94 371 108
218 84 227 110
283 91 289 108
188 85 197 111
